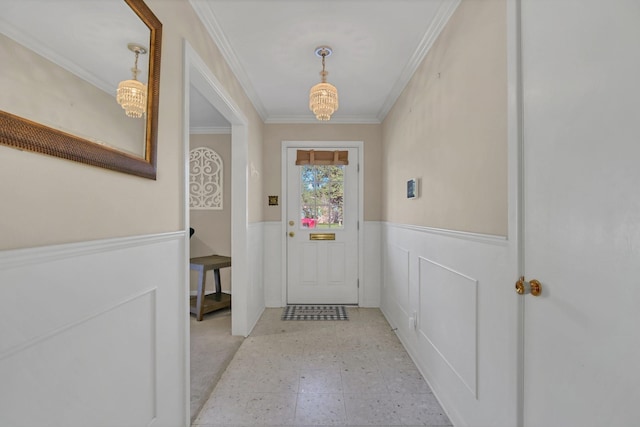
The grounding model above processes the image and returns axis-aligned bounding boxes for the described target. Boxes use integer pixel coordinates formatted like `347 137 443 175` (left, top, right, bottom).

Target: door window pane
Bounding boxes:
300 165 344 229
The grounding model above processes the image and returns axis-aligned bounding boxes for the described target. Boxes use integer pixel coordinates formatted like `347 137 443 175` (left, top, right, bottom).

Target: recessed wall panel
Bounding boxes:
419 257 477 396
385 244 410 311
0 290 157 426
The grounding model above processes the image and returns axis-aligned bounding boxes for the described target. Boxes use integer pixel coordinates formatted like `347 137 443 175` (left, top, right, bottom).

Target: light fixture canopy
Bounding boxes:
309 46 338 121
117 43 148 118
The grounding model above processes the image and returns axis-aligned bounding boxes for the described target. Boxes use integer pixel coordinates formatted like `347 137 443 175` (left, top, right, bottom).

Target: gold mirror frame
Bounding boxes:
0 0 162 180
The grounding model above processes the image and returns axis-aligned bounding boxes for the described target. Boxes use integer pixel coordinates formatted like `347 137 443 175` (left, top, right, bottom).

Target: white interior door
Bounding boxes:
286 146 359 304
521 1 640 425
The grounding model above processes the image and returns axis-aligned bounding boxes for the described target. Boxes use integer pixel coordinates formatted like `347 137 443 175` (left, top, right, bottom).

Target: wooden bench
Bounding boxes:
190 255 232 321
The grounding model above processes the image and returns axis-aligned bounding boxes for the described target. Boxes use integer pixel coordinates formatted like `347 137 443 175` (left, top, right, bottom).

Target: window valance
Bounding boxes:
295 149 349 166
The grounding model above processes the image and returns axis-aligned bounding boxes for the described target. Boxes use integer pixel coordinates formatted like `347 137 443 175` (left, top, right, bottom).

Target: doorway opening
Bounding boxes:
183 41 249 422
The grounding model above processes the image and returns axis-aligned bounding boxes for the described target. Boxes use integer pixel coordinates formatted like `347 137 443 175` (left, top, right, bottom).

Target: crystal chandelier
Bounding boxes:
117 43 148 118
309 46 338 121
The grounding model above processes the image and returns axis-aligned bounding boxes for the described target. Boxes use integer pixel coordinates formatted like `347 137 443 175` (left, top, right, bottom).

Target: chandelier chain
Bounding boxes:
132 50 140 81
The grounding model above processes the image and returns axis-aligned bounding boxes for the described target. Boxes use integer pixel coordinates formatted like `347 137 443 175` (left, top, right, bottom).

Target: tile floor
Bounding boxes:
191 308 244 423
193 307 451 426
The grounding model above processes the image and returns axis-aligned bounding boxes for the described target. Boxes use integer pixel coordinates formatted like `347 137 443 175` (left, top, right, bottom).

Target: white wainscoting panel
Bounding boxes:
361 221 381 307
419 257 478 396
263 222 283 307
384 243 410 316
380 222 517 427
247 222 265 332
0 233 187 427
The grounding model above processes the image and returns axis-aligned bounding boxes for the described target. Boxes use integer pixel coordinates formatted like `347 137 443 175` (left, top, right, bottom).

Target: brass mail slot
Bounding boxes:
310 233 335 241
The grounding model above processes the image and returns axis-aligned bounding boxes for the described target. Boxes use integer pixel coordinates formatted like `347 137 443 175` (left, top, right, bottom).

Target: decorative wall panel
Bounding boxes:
189 147 223 209
0 233 186 426
419 257 478 396
385 243 410 312
380 222 516 427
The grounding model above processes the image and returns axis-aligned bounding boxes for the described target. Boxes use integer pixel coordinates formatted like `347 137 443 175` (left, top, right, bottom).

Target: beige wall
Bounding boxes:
0 0 264 250
263 123 382 222
189 133 232 293
382 0 507 236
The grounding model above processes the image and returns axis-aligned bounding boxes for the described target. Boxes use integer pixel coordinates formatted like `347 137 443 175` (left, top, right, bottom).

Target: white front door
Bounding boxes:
521 1 640 425
285 146 359 304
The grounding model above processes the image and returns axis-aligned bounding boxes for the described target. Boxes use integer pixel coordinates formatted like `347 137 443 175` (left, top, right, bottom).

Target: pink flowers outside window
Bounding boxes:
301 218 316 228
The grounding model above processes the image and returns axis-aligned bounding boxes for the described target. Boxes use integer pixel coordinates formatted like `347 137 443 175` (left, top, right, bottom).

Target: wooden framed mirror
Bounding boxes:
0 0 162 179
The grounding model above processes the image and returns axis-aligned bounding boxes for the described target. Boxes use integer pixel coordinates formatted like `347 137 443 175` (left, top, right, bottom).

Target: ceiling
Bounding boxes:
0 0 460 131
189 0 460 128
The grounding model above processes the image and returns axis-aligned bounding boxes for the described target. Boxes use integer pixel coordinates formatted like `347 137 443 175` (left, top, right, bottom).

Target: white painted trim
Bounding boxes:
385 222 508 245
181 41 193 427
188 0 268 121
183 41 250 339
231 122 250 338
380 222 515 426
0 232 187 426
280 141 364 306
507 0 525 425
376 0 461 121
247 222 266 331
0 287 157 361
361 221 382 307
0 232 183 269
263 222 284 307
265 115 381 125
417 256 478 398
188 0 459 125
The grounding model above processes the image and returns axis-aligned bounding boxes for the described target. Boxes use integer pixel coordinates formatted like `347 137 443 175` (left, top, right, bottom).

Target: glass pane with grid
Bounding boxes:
300 165 345 229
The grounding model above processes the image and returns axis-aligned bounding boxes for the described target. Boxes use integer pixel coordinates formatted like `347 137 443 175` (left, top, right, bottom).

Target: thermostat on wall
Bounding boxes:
407 178 419 199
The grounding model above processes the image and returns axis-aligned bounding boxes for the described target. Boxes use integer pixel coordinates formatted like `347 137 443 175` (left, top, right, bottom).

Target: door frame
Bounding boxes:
183 42 250 338
280 140 364 306
508 0 525 425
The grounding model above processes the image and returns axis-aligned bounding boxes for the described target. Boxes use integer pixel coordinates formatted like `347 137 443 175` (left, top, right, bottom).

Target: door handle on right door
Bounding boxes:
515 276 542 296
289 232 295 237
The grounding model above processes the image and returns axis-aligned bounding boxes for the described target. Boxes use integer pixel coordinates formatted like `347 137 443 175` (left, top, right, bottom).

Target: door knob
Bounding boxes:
289 232 295 237
515 276 542 296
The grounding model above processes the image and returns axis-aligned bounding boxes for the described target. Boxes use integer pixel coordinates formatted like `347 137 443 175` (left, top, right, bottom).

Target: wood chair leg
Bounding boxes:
196 268 205 321
213 268 222 294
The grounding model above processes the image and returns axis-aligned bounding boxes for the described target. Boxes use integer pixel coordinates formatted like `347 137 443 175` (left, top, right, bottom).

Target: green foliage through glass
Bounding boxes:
300 165 344 229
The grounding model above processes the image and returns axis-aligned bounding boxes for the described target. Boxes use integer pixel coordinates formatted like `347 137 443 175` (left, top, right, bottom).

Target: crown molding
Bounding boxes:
265 115 381 125
190 0 459 125
189 0 268 121
376 0 461 122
